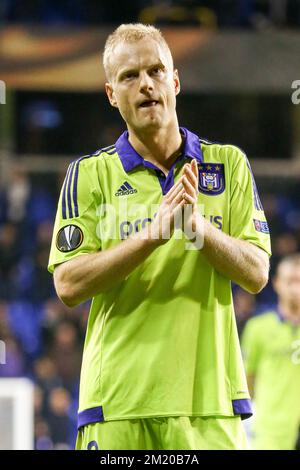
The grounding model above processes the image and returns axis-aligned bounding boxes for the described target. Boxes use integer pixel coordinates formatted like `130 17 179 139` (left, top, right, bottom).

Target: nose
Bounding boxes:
139 71 154 93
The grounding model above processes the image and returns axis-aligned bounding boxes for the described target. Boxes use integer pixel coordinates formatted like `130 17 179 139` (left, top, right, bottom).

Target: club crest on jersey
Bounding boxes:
56 225 83 252
198 163 225 195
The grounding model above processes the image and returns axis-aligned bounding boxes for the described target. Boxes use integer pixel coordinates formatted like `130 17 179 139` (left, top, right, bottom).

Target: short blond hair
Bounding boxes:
103 23 173 82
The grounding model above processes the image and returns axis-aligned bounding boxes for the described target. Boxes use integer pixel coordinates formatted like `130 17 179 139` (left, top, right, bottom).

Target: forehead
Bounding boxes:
277 263 300 279
110 38 171 76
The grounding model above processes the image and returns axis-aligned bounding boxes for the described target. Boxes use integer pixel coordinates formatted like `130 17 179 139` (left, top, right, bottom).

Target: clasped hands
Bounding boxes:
146 159 203 246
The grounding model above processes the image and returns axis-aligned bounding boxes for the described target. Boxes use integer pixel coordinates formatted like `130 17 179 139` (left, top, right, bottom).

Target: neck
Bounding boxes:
127 122 183 171
278 300 300 324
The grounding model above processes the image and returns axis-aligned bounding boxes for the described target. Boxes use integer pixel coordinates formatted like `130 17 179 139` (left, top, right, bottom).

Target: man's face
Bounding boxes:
105 38 180 132
273 263 300 307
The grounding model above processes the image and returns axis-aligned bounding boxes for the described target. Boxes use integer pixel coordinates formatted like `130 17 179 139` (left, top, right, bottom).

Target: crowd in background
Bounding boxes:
1 0 300 28
0 161 300 448
0 167 87 448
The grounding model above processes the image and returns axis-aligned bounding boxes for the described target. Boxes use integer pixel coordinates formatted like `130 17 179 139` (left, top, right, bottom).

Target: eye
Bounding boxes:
124 71 138 80
151 68 162 76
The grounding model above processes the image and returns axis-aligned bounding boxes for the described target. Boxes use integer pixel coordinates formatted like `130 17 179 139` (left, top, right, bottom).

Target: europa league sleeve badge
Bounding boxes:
56 225 83 252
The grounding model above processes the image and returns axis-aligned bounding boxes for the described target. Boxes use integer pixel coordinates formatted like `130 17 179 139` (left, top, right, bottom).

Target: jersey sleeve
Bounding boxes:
241 318 263 375
229 148 271 256
48 158 102 274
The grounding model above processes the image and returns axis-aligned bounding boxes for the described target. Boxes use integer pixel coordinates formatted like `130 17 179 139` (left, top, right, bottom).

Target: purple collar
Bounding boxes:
115 127 203 173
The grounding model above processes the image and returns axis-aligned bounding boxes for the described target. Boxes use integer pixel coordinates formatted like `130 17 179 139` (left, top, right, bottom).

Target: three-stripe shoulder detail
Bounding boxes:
93 145 116 156
199 137 223 146
228 145 264 212
61 146 116 219
244 156 263 211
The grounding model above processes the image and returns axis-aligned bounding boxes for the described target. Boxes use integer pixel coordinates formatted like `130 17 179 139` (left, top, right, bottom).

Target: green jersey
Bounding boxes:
242 311 300 446
48 127 271 429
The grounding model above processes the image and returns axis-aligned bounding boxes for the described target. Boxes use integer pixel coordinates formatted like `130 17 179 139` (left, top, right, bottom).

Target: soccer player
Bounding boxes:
242 254 300 450
48 23 271 450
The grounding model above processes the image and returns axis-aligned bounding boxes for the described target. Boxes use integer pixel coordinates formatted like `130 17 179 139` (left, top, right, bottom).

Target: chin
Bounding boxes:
137 118 162 131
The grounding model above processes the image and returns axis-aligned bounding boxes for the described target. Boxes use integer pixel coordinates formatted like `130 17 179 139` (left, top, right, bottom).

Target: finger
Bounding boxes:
169 188 185 211
183 176 197 199
183 166 198 189
165 175 183 196
190 159 199 180
172 198 186 219
183 192 195 204
190 159 199 188
191 159 198 177
180 163 190 177
165 177 184 201
166 182 184 204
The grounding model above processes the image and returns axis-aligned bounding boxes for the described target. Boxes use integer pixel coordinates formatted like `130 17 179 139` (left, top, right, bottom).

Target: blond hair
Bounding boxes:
103 23 173 82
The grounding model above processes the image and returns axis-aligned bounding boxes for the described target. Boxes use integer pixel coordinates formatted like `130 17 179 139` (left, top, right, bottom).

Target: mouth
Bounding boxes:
139 100 159 108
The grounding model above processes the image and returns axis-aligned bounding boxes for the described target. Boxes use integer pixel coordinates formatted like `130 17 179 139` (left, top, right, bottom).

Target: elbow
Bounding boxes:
60 291 80 309
56 281 80 308
246 267 269 295
53 266 81 308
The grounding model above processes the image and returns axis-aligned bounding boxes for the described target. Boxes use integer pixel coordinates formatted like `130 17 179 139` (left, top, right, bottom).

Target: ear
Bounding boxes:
105 82 118 108
173 69 180 96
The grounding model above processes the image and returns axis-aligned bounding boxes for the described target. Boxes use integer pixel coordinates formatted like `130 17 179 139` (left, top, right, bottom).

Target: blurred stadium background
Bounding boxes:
0 0 300 450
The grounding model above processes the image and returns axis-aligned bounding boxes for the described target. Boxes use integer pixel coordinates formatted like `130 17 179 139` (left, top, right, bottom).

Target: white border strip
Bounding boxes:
0 378 34 450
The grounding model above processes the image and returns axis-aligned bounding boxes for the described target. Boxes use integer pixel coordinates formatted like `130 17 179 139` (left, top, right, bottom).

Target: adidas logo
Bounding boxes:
115 181 138 197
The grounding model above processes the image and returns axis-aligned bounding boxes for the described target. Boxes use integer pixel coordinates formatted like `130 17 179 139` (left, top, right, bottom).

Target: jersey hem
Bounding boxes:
77 399 252 429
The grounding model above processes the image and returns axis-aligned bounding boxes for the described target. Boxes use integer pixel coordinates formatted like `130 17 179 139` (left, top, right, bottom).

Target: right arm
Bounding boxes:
54 177 185 307
54 231 158 307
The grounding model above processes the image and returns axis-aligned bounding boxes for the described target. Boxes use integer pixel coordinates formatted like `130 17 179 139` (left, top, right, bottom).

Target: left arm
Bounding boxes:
200 216 269 294
182 160 270 294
